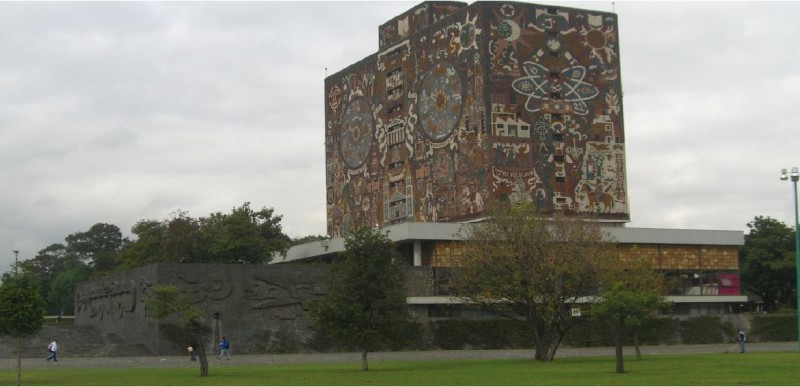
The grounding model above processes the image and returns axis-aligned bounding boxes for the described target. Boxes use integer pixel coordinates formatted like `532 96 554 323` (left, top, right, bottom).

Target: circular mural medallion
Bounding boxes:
417 62 463 142
585 29 607 49
497 19 521 40
340 98 373 169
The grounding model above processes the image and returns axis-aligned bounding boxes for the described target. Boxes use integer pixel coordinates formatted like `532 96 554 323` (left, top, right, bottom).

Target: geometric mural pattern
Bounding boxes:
325 1 629 237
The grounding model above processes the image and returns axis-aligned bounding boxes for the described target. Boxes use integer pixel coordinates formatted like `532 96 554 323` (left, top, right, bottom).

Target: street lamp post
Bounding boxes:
12 250 18 276
11 250 20 386
780 167 800 351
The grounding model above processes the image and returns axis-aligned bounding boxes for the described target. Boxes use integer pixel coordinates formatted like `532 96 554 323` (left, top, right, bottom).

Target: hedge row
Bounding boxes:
161 314 797 354
750 312 798 342
427 313 795 350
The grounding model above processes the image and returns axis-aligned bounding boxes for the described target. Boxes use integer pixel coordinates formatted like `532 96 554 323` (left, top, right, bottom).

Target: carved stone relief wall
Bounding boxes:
74 263 329 355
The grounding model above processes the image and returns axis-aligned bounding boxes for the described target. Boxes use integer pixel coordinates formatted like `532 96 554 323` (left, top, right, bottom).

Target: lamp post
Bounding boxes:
11 250 20 386
213 312 221 355
780 167 800 351
12 250 18 276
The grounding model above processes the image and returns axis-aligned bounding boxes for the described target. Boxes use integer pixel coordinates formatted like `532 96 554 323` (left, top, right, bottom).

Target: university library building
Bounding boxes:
74 1 746 355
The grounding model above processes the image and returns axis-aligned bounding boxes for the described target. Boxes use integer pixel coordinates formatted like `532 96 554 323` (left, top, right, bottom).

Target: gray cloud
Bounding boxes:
1 1 799 273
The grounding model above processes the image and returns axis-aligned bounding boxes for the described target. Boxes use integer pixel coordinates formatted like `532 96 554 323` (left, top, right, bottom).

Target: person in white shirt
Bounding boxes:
46 340 58 362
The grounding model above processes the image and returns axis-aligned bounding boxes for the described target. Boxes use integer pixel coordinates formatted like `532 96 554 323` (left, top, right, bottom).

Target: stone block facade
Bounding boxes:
74 263 329 355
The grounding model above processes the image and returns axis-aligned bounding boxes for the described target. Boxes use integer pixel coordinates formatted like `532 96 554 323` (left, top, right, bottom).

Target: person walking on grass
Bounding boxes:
738 329 746 353
218 336 231 360
46 339 58 362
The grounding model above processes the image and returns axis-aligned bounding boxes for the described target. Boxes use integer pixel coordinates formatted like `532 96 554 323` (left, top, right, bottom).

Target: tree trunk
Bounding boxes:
193 322 209 377
614 340 624 374
16 334 21 386
532 331 549 361
614 318 625 374
532 323 562 362
633 330 641 360
361 350 369 371
533 344 546 361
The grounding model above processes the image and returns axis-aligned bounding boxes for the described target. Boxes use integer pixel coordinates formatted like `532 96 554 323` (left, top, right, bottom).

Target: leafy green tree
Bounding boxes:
196 202 290 264
163 211 202 262
116 211 202 269
740 216 796 311
0 275 47 385
20 243 82 279
48 266 91 315
310 226 411 371
19 244 86 314
146 285 210 377
452 202 616 362
118 204 289 268
593 255 670 374
291 235 329 246
115 219 168 270
65 223 126 274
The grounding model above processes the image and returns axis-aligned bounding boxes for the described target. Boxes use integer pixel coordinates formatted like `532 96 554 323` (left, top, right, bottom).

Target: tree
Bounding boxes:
291 235 329 246
146 285 210 377
48 266 91 315
118 203 291 268
452 202 616 361
593 254 670 373
65 223 126 274
0 275 47 385
740 216 796 311
196 202 290 264
19 244 86 314
310 226 411 371
163 211 202 263
116 211 202 269
115 219 169 270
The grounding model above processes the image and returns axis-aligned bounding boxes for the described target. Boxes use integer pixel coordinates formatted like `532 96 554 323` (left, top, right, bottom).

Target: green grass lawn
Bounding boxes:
2 352 799 385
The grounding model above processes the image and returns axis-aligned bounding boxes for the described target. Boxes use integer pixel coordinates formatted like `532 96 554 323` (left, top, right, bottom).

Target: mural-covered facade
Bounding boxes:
325 1 628 237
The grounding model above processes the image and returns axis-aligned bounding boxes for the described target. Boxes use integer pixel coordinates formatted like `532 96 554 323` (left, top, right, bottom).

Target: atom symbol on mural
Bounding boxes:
511 62 598 115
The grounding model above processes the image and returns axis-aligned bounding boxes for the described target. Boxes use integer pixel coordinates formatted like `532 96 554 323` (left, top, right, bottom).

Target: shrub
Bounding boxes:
679 316 731 344
635 316 681 345
430 319 532 350
751 313 797 342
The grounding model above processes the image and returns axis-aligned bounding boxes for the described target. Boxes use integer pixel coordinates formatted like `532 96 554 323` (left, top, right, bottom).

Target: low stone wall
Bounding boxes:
0 322 154 358
74 263 330 355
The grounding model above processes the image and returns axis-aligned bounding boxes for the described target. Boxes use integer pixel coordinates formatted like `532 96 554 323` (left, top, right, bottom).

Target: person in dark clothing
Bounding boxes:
738 329 746 353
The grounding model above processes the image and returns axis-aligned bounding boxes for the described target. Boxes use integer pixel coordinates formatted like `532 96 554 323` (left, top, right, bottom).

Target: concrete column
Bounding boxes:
413 241 422 266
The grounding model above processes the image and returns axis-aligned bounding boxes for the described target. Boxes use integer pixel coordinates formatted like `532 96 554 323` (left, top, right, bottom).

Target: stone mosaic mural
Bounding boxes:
325 1 629 237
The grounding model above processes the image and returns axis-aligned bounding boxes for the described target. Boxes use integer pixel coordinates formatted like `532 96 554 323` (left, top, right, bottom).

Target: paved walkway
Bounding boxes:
1 342 795 370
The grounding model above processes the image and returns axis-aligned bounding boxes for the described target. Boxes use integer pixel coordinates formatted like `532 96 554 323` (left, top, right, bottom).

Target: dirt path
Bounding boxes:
2 342 795 370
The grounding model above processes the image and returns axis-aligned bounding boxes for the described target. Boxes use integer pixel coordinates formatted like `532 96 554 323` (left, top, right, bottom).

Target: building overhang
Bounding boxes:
275 222 744 264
